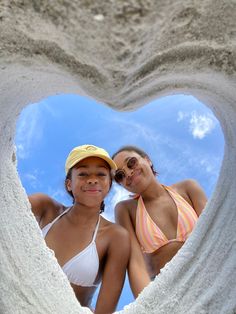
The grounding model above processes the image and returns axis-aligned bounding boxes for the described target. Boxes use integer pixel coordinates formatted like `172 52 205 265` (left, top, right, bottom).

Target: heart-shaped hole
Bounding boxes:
15 93 224 311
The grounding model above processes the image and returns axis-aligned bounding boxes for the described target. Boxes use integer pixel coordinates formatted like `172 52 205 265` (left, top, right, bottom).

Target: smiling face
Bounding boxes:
113 150 155 194
66 157 111 208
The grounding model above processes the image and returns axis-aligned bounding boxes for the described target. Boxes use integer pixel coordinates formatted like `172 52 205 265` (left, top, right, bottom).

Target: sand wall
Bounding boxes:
0 1 236 313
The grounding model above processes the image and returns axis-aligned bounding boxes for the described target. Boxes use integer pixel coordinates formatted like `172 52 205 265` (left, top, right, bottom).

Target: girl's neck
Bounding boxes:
141 179 165 202
67 203 100 224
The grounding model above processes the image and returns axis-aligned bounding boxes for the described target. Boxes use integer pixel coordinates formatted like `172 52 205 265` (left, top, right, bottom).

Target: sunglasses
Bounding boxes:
114 157 138 183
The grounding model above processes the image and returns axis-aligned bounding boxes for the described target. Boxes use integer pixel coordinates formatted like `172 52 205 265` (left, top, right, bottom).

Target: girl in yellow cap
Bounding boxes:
29 145 130 314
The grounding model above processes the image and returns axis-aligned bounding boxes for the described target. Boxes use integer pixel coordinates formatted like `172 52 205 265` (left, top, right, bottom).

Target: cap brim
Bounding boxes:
68 153 117 172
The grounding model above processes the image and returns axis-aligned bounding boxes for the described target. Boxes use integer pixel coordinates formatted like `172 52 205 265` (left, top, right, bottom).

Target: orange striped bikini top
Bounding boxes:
135 186 198 254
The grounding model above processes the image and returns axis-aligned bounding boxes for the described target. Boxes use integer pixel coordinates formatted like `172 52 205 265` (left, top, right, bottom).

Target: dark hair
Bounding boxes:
112 145 158 176
64 167 112 213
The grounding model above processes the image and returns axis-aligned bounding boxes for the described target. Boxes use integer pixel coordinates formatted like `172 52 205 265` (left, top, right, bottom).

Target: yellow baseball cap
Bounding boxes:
65 144 117 174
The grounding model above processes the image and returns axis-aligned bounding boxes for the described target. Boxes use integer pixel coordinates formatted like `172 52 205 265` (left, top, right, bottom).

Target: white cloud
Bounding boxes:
200 158 220 175
16 144 26 159
47 187 71 205
51 188 67 199
189 112 216 139
110 184 131 210
177 111 189 122
15 103 43 159
108 116 160 148
177 110 216 139
41 100 59 118
103 184 130 222
22 169 43 189
24 173 38 189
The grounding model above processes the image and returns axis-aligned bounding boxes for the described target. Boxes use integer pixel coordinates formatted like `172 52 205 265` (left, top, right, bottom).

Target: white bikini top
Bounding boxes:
41 207 100 287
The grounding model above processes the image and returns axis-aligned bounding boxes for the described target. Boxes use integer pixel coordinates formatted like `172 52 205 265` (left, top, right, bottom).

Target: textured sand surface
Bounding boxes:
0 1 236 313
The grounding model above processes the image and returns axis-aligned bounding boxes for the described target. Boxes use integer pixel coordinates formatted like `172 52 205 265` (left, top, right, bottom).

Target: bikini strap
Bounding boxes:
132 194 140 200
92 215 101 242
49 206 72 226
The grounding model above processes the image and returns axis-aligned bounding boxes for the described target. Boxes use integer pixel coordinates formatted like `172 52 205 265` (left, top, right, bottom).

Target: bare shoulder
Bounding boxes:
115 198 138 226
100 217 130 256
30 193 65 209
115 198 135 209
171 179 207 215
101 217 130 240
171 179 202 194
170 179 202 203
29 193 66 225
115 198 137 215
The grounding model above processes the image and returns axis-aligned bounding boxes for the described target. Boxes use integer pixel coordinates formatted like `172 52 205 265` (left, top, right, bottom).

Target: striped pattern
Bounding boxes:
135 185 198 253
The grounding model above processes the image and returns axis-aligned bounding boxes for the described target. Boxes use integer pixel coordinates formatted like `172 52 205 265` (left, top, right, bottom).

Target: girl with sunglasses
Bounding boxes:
112 146 207 298
29 145 130 314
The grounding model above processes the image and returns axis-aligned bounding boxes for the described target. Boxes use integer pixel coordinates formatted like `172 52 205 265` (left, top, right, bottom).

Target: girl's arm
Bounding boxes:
94 226 130 314
184 179 208 216
115 202 151 298
28 193 64 225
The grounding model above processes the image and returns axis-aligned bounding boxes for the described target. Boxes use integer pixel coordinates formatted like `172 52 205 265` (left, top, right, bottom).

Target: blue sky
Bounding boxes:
15 93 224 310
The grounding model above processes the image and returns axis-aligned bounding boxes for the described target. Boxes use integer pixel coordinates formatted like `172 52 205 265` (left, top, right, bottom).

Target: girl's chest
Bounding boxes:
45 220 108 266
133 196 179 239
